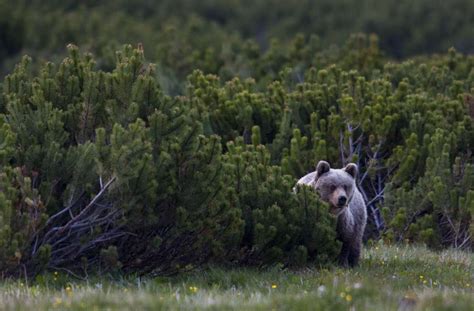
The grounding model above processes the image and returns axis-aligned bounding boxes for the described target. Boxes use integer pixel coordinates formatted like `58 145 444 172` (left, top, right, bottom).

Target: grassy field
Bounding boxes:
0 244 472 310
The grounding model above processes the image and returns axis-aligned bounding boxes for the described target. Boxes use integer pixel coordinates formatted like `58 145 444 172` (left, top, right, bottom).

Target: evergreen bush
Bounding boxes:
0 36 472 277
0 45 243 276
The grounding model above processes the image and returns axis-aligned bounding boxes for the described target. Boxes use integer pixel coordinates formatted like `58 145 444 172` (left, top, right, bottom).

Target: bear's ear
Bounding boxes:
315 160 330 179
344 163 358 179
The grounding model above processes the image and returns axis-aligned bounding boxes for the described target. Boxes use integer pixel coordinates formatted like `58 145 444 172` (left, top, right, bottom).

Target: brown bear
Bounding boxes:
295 160 367 267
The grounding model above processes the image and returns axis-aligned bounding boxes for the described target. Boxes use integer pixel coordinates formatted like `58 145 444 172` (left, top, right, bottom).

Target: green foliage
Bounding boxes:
0 46 243 276
183 42 473 249
0 30 473 277
3 1 474 94
384 130 474 249
0 167 49 275
2 0 474 77
223 137 339 266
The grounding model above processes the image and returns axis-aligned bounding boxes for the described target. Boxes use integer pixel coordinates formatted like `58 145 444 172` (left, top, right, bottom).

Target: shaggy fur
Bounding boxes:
296 161 367 267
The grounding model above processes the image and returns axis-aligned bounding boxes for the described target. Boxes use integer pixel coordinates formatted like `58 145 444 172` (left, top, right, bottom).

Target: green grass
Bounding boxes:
0 244 472 310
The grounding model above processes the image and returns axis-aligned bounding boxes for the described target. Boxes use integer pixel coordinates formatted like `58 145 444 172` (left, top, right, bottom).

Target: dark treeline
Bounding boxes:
1 0 474 75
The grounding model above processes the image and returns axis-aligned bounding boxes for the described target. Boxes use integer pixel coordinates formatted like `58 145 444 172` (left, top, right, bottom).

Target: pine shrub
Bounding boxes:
0 37 473 277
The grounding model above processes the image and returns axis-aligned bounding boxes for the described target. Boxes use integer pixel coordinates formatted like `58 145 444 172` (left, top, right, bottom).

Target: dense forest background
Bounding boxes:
0 0 473 277
2 0 474 82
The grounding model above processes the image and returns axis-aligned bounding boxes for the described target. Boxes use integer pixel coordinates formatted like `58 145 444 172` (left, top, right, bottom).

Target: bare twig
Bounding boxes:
57 176 116 234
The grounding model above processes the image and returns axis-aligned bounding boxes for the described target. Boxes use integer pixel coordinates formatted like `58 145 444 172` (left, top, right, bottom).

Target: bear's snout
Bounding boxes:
337 195 347 207
327 187 349 209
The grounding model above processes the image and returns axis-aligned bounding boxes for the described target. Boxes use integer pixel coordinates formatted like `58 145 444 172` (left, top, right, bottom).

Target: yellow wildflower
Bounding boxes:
53 297 62 307
65 286 73 296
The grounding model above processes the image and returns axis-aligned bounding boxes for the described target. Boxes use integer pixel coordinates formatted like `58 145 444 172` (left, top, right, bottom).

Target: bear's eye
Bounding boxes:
344 185 349 191
330 185 336 192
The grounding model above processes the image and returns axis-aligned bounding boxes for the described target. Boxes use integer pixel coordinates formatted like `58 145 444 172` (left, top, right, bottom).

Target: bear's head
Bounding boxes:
313 160 358 216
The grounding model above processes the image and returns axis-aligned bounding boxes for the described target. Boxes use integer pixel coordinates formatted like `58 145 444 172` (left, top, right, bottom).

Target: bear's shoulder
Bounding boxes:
296 171 317 187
